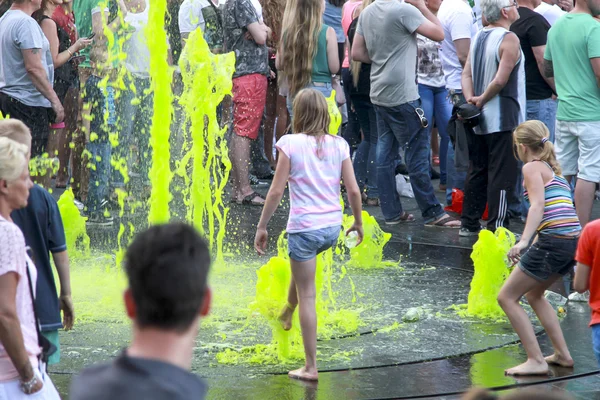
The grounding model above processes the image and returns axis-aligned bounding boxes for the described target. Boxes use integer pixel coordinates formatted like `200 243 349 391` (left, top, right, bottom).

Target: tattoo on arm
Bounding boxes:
31 48 40 55
543 59 554 78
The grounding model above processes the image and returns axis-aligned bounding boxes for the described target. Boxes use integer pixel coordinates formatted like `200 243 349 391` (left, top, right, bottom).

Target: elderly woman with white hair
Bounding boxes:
0 136 60 399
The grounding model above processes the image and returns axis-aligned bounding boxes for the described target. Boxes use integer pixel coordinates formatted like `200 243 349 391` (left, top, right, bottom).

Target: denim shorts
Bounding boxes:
593 324 600 368
519 234 578 282
287 226 341 262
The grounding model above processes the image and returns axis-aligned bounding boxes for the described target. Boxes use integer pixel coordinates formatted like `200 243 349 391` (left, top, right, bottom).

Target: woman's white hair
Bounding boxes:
481 0 512 23
0 137 28 183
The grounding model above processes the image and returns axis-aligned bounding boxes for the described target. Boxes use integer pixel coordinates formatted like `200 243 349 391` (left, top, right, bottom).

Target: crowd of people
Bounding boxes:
1 0 600 397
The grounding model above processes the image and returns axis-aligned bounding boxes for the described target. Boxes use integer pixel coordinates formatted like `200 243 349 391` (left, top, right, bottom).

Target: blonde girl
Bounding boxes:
254 89 363 381
499 120 580 376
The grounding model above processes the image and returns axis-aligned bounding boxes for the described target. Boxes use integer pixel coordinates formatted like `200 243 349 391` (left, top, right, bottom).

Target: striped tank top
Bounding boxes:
523 161 581 236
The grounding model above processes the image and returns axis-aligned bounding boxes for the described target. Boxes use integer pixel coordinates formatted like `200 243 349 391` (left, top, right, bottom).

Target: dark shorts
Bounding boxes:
519 233 578 282
0 92 53 157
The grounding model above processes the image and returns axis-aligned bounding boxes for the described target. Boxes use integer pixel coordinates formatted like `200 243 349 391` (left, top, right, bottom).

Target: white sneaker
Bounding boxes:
74 199 84 211
568 291 590 302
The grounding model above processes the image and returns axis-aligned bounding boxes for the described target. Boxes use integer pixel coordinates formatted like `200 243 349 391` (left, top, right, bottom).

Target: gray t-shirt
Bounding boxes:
0 10 54 107
356 1 424 107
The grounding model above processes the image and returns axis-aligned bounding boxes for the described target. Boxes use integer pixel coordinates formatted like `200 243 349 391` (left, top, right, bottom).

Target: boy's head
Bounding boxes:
123 223 212 333
0 119 32 151
89 45 108 71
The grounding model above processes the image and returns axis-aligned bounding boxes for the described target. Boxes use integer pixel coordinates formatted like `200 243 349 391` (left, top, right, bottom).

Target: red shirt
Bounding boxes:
576 220 600 327
51 5 77 46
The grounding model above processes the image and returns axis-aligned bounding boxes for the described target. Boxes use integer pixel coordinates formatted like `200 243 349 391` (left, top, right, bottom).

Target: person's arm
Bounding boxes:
275 44 283 70
0 273 41 391
247 21 268 45
407 0 444 42
508 163 546 263
351 33 370 63
91 0 127 38
40 19 91 69
590 58 600 89
461 52 474 100
532 45 556 92
455 38 471 68
326 27 340 75
573 263 591 293
341 157 363 243
469 33 520 108
254 151 291 254
22 49 64 122
52 251 74 330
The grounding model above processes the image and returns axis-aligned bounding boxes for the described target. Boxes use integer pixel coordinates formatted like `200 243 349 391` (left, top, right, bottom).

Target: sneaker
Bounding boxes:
459 228 480 237
249 174 260 185
86 212 114 227
74 199 85 211
568 291 590 302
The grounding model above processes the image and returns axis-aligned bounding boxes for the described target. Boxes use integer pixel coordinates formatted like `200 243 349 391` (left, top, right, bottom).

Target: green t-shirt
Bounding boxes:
74 0 107 68
544 13 600 121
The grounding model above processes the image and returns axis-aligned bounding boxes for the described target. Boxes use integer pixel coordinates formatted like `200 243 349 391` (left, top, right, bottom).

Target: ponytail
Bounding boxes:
513 120 562 175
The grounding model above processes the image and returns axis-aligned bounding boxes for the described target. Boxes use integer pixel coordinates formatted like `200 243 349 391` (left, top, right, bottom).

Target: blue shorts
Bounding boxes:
593 324 600 368
288 226 341 262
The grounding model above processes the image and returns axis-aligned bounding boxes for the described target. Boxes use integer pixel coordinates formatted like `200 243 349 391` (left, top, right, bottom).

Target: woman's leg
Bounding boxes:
289 256 319 380
433 86 452 186
497 267 551 375
525 273 574 367
264 78 278 169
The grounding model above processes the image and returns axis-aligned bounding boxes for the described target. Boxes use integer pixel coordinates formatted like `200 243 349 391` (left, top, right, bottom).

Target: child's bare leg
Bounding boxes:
279 277 297 331
525 274 574 368
498 267 549 376
288 257 318 381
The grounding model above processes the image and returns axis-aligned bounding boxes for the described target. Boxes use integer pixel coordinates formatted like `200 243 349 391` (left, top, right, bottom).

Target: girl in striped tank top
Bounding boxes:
499 120 581 376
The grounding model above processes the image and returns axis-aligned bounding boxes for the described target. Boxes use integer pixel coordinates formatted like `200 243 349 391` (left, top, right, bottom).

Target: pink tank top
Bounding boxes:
341 0 362 69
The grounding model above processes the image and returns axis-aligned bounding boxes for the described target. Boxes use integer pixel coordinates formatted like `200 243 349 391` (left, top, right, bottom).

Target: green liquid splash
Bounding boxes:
57 188 90 259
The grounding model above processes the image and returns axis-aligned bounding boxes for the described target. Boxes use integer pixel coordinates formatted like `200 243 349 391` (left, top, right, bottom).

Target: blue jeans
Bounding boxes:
352 95 378 199
114 76 153 186
418 84 451 185
86 139 111 213
286 83 333 121
526 98 557 142
374 101 444 223
342 68 361 152
593 324 600 368
288 226 341 262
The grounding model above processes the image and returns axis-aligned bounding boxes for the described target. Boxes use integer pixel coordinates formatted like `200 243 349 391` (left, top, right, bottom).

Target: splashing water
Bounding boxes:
57 188 90 259
463 228 515 320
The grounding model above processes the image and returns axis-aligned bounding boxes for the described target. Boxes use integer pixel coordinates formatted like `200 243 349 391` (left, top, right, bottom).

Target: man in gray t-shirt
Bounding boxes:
0 2 63 157
352 0 460 228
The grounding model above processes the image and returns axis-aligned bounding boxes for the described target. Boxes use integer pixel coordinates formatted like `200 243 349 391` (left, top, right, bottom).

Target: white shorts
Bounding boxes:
555 120 600 182
0 372 59 400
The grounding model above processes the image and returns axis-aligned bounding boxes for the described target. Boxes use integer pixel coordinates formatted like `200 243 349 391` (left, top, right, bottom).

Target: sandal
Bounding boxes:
425 214 460 229
366 198 379 207
239 191 265 206
385 212 415 225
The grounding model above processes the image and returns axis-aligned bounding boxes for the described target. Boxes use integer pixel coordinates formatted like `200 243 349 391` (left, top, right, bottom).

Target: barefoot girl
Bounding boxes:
500 120 580 376
254 89 364 381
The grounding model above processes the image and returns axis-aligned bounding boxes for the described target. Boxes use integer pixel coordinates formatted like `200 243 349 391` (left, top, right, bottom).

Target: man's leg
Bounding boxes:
461 127 489 232
573 121 600 227
385 101 444 222
250 119 274 178
230 133 254 200
539 98 557 143
486 131 518 231
374 105 403 221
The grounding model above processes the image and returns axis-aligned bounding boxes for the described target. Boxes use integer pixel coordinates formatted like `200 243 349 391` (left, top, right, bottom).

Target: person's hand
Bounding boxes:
468 95 484 109
20 369 43 395
405 0 426 10
74 38 93 52
254 228 268 255
557 0 573 11
60 294 74 331
244 31 254 41
346 223 364 246
508 241 528 265
51 100 65 124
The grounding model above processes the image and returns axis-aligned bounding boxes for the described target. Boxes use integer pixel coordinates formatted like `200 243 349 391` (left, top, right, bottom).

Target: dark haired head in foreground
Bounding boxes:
70 223 212 400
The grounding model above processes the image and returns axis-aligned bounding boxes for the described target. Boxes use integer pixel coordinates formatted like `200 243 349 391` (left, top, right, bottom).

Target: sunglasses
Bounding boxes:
415 108 429 129
503 0 518 8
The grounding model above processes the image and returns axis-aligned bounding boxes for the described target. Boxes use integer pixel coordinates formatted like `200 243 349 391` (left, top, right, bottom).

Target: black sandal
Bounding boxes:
425 214 460 229
239 192 265 206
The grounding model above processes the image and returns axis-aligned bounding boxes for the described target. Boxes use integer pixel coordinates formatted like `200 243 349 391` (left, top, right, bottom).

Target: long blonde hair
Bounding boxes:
351 0 374 87
513 120 562 175
0 137 29 183
280 0 324 96
292 89 331 158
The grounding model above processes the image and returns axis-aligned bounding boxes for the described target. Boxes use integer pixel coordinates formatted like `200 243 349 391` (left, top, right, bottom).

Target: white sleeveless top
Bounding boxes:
470 27 526 135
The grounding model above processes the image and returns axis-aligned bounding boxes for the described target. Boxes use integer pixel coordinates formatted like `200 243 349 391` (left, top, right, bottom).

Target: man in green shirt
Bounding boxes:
544 0 600 228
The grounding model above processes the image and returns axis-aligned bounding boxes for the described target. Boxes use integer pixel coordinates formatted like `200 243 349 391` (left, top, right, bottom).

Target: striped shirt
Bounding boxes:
276 133 350 233
470 27 526 135
524 162 581 236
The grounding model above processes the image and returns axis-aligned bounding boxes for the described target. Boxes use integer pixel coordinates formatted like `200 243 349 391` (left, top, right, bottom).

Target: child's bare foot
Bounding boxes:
288 367 318 381
505 359 549 376
545 353 574 368
278 304 295 331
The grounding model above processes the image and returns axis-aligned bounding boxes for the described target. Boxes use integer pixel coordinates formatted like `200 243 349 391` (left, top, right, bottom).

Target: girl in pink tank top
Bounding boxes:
341 0 361 69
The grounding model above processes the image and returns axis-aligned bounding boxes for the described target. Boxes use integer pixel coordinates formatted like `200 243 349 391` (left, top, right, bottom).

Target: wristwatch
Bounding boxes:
20 370 40 394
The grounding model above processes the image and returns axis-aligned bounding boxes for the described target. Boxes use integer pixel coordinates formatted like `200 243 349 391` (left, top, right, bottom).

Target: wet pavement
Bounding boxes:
49 185 600 399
